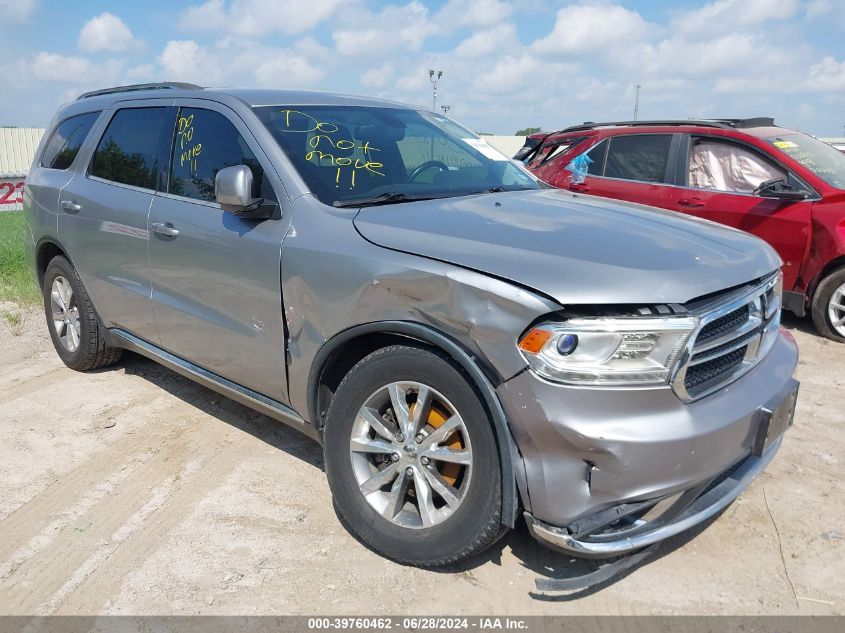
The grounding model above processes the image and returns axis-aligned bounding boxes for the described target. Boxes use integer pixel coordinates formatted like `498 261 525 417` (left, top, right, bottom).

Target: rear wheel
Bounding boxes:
43 256 123 370
323 345 504 567
811 267 845 342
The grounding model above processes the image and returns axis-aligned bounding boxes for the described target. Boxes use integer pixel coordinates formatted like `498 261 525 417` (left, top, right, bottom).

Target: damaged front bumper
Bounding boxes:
498 329 799 558
524 434 783 557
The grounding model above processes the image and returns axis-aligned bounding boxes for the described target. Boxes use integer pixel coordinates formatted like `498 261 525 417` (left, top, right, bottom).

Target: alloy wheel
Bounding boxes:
50 275 81 353
829 282 845 337
349 381 473 529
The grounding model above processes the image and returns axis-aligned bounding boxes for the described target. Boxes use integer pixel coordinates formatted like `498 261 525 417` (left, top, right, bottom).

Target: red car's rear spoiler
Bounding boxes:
513 134 550 162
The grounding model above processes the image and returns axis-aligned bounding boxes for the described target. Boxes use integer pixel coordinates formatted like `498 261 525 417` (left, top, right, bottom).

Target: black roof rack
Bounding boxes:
705 117 776 129
551 117 776 135
77 82 203 100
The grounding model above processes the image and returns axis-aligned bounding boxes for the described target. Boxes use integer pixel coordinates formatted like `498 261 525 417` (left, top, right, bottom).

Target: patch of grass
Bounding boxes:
0 211 40 306
1 309 24 336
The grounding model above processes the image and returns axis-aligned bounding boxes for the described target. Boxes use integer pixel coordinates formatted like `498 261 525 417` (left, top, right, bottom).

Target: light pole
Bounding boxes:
441 104 450 116
633 84 641 121
429 69 443 111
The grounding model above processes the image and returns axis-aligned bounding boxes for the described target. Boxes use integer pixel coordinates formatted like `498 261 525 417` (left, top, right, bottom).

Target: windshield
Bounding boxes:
254 106 539 205
765 132 845 189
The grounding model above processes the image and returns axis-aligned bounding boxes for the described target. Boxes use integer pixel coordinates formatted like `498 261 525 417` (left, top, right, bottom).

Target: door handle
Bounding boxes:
678 197 705 207
61 200 82 213
569 183 590 193
151 222 180 238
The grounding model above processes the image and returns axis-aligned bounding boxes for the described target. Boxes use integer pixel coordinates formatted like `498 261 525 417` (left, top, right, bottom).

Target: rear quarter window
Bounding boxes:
40 112 101 170
90 107 169 190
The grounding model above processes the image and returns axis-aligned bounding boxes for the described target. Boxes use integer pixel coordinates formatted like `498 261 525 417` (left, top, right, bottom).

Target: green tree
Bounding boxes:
515 127 542 135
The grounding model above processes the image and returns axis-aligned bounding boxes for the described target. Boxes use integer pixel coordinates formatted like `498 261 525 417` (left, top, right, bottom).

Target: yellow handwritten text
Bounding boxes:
177 114 202 172
281 109 386 188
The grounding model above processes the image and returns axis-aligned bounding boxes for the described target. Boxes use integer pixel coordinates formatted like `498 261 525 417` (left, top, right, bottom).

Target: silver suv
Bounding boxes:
24 83 799 567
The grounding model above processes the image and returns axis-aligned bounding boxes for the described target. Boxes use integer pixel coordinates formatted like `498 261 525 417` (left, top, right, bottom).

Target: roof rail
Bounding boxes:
552 117 777 135
77 82 203 100
705 117 776 129
557 120 734 134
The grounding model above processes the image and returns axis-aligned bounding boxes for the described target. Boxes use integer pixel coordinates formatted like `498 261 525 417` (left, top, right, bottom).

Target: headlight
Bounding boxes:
518 316 699 386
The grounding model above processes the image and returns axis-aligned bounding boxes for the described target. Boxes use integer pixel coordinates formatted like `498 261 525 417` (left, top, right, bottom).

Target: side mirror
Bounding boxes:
215 165 274 219
753 178 809 202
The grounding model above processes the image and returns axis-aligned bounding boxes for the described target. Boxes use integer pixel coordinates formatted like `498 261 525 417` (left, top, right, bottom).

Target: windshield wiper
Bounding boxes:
334 192 438 208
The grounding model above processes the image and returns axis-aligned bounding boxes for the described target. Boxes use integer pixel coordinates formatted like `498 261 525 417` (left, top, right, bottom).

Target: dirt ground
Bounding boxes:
0 306 842 616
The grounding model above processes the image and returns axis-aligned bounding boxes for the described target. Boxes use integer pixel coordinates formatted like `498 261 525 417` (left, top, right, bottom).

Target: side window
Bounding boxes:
689 138 787 194
541 136 589 166
583 140 608 175
527 143 555 167
169 107 263 202
604 134 672 183
90 108 168 190
40 112 100 170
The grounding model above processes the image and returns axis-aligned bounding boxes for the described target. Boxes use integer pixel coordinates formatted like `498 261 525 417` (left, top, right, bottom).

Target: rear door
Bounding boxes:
668 134 813 289
566 133 679 210
147 100 291 402
58 102 173 342
26 111 101 244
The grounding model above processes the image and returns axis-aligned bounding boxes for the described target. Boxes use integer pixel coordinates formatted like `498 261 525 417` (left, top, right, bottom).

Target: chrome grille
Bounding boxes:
684 346 747 390
673 274 782 401
696 306 749 344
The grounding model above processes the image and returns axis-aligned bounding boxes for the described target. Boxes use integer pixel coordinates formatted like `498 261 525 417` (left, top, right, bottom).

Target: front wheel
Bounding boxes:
323 345 504 567
811 267 845 342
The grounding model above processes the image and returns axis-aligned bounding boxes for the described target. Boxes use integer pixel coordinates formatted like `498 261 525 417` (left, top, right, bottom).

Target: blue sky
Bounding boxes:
2 0 845 136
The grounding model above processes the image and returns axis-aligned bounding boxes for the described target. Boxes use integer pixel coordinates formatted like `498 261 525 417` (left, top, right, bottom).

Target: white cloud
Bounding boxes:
254 56 325 87
433 0 513 29
805 0 833 18
179 0 344 36
158 40 206 83
454 23 517 58
806 56 845 91
333 2 433 57
0 0 37 22
472 53 542 95
674 0 800 34
31 52 125 84
360 63 394 88
157 39 326 88
78 12 141 53
532 4 652 56
125 64 156 82
32 53 91 82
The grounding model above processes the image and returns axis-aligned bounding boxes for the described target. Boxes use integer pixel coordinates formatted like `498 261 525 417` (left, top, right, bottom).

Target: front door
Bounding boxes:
669 135 812 290
148 101 291 402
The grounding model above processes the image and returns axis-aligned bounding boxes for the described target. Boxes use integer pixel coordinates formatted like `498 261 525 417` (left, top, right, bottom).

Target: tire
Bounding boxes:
323 344 504 567
811 267 845 343
42 256 123 370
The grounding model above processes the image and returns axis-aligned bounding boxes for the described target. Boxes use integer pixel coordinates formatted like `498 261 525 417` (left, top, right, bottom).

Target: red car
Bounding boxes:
517 118 845 341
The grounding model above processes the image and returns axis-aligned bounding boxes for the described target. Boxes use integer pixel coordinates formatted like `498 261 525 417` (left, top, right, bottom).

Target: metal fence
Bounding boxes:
1 128 44 211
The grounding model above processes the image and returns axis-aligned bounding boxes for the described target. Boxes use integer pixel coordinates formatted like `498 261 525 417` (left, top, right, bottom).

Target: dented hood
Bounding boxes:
353 189 780 306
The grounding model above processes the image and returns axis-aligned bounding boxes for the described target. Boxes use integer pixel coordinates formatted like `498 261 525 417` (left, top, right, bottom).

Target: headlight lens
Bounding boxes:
518 316 699 385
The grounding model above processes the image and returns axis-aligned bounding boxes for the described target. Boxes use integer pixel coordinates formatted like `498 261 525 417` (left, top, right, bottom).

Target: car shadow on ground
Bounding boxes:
107 350 724 601
113 351 324 471
477 513 723 601
780 311 818 337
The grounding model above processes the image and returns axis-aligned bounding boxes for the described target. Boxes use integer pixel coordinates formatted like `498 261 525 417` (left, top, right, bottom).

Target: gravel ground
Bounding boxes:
0 307 842 615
